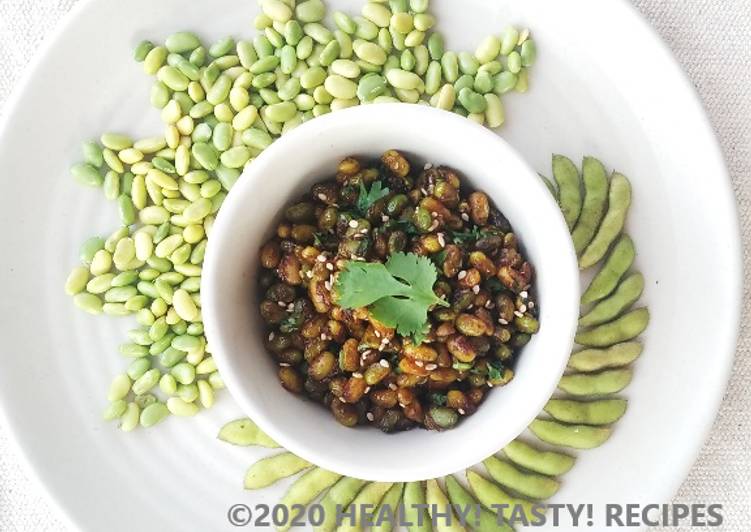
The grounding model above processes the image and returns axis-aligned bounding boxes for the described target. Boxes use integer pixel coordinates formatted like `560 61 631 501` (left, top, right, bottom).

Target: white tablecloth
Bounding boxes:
1 0 749 530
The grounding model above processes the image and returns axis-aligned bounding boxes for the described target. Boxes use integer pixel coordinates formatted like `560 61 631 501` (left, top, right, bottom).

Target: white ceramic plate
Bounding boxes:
0 0 741 531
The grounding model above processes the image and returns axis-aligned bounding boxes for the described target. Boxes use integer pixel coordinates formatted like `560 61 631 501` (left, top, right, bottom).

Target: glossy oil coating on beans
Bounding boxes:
258 151 539 432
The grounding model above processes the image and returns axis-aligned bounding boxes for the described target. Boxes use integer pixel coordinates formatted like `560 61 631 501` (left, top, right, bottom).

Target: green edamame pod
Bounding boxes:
544 398 628 425
580 172 632 269
338 482 394 532
277 468 342 532
315 477 367 532
538 173 558 200
445 476 511 532
529 418 612 449
575 308 649 347
466 470 533 523
243 452 312 489
552 154 582 230
403 481 431 532
567 342 643 373
579 273 644 327
503 439 575 476
571 157 609 255
558 368 633 396
425 479 466 532
372 483 405 532
483 455 559 500
581 234 635 304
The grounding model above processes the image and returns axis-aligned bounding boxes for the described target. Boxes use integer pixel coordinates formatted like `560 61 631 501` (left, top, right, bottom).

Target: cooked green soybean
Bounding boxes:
579 273 644 327
529 418 612 449
315 477 367 532
483 455 560 500
502 439 575 476
568 342 643 372
581 234 635 304
544 398 628 425
552 154 581 230
558 368 633 396
277 468 342 532
580 172 632 269
575 307 650 347
445 475 510 532
244 452 312 489
571 157 609 255
218 418 280 447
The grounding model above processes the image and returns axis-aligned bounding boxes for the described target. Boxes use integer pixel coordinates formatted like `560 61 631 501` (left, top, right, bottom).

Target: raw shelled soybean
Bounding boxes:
65 0 537 430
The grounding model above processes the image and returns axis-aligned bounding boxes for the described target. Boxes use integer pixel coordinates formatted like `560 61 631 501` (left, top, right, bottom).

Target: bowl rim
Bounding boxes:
202 103 580 481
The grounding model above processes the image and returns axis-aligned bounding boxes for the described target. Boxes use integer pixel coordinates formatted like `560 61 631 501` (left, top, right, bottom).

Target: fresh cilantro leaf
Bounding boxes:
335 252 449 342
449 226 484 244
357 180 390 214
487 359 504 381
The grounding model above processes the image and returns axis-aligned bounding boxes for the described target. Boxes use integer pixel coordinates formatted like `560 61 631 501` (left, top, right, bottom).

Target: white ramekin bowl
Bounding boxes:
202 103 579 482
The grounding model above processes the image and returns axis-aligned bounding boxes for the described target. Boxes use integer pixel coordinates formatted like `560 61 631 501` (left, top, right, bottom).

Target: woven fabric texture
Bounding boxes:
0 0 748 530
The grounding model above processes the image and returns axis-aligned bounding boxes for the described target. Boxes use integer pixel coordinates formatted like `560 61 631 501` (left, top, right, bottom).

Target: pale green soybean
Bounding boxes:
331 59 361 79
82 141 104 167
403 481 431 532
580 272 644 327
558 368 633 396
325 75 358 99
500 26 519 55
166 396 200 416
220 146 252 168
483 455 560 500
466 470 532 524
575 307 649 347
192 142 220 170
120 402 140 432
568 342 643 373
262 0 293 22
503 439 575 476
103 399 128 420
521 39 537 66
73 292 103 314
529 418 612 449
91 248 113 274
571 156 609 255
166 32 201 53
580 172 632 269
457 87 486 113
65 266 89 295
209 36 235 58
475 35 501 64
277 468 343 532
107 374 131 401
134 40 154 62
80 237 105 264
334 11 357 34
425 479 466 532
296 0 326 23
354 41 387 65
424 61 442 95
159 373 178 395
435 83 456 110
413 13 435 31
385 68 421 90
400 49 416 71
545 398 628 425
338 482 394 532
581 234 635 304
363 2 392 28
315 477 367 532
371 482 405 532
391 12 413 34
484 93 504 128
335 30 353 58
319 40 341 66
454 74 473 94
87 273 115 294
445 475 510 532
140 402 169 427
473 71 494 94
218 418 280 447
493 71 517 94
410 0 429 13
413 44 429 75
458 52 479 76
507 51 522 74
552 154 582 230
515 66 530 92
354 16 379 40
357 73 387 101
71 163 103 187
305 22 334 44
132 368 161 395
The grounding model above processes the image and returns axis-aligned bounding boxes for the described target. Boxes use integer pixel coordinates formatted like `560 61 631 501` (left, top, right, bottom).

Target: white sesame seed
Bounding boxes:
352 372 363 379
414 360 424 367
458 270 467 280
348 220 358 228
366 412 374 421
389 383 397 390
425 363 437 371
424 163 433 170
277 301 286 307
487 382 494 388
326 263 334 271
420 188 429 195
324 280 331 290
437 233 445 247
472 285 480 294
379 359 389 368
374 330 381 338
498 318 508 325
306 270 314 278
520 291 528 299
339 397 347 402
514 310 523 318
461 213 470 222
430 211 438 218
279 362 290 367
381 215 390 222
320 333 327 340
467 304 474 310
317 193 327 201
364 386 371 393
429 220 440 231
519 304 527 313
360 228 369 234
268 332 275 341
484 300 493 309
317 254 326 262
287 303 295 311
458 408 465 415
382 338 390 345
